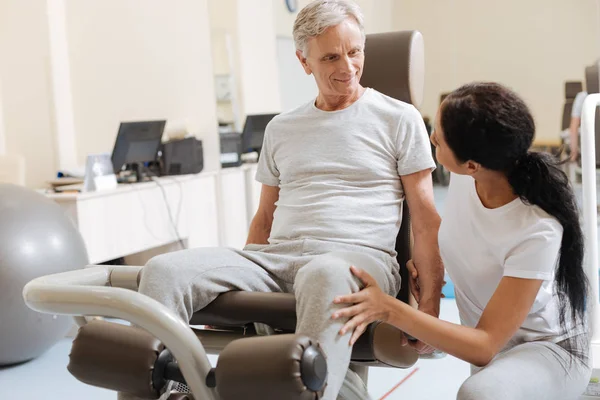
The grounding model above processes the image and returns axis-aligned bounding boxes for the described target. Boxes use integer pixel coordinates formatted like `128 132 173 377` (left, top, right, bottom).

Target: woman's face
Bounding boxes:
430 106 472 175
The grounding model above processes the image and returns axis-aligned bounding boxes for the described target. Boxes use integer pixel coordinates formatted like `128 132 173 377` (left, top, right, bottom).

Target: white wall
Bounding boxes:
277 36 318 111
47 0 78 171
208 0 282 125
393 0 600 143
208 0 242 128
0 75 5 155
0 0 58 188
64 0 221 171
0 0 222 188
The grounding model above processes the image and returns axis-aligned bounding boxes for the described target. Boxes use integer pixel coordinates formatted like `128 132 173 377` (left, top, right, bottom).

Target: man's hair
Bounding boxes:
293 0 365 56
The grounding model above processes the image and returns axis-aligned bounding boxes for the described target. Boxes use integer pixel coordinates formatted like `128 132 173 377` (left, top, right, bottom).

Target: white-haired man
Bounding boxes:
124 1 443 399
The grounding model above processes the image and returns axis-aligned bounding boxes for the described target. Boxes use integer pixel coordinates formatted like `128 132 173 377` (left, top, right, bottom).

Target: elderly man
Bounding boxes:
123 1 443 399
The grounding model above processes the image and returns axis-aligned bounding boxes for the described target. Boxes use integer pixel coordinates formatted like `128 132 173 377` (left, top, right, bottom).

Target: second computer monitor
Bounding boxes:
241 113 278 154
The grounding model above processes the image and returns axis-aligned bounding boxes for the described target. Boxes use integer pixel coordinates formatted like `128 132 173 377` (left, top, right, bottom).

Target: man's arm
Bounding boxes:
246 184 280 245
400 169 444 317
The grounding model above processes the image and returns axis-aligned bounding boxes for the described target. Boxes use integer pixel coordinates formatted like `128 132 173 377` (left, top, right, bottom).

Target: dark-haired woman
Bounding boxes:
332 82 591 399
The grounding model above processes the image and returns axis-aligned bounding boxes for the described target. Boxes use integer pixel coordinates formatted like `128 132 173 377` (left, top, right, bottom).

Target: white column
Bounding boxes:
46 0 78 170
581 95 600 355
236 0 282 115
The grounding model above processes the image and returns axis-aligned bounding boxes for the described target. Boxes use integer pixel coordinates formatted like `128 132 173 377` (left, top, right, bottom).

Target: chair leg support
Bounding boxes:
350 365 369 386
338 365 371 400
253 322 276 336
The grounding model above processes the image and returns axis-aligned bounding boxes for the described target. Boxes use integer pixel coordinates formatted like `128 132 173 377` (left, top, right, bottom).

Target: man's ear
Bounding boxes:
296 50 312 75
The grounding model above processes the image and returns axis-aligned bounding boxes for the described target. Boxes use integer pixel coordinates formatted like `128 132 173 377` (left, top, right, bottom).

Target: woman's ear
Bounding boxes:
465 160 481 175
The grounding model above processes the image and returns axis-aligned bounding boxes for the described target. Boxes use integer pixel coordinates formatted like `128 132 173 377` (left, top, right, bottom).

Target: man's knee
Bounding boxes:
295 251 379 292
297 263 350 294
142 253 175 284
457 374 499 400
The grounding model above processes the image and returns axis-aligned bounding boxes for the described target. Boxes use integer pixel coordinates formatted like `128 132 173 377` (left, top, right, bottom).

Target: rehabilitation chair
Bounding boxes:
23 30 426 400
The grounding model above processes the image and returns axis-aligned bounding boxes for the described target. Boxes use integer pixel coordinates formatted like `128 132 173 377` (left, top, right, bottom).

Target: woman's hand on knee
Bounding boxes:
331 266 395 345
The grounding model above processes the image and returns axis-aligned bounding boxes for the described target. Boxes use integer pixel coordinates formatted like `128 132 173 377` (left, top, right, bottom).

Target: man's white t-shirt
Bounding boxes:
439 173 581 347
255 87 435 257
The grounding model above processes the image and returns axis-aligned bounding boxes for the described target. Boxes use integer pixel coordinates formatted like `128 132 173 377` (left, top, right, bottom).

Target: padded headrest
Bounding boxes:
586 63 600 94
565 81 583 99
562 101 574 130
361 31 425 109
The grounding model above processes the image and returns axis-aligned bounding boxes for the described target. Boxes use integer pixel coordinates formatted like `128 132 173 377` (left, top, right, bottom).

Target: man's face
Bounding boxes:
296 18 365 97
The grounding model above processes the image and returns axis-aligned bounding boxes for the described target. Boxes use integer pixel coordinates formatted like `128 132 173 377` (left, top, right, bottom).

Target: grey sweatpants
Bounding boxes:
457 338 591 400
119 238 401 400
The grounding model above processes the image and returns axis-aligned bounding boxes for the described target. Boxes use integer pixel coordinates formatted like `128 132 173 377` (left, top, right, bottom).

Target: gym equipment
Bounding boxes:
578 92 600 398
0 183 88 365
23 30 425 400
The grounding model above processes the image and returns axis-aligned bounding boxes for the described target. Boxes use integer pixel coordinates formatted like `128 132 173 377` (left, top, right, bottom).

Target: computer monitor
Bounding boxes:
241 113 278 154
111 120 166 180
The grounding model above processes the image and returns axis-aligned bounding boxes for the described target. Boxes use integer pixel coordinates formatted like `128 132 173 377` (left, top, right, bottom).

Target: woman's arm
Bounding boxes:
333 267 543 367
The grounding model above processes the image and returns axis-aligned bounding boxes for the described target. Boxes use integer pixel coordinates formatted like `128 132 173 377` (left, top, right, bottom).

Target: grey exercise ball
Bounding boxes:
0 184 88 366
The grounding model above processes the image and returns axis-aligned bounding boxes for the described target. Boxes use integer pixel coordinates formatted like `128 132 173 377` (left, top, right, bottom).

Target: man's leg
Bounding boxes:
294 251 396 400
119 246 286 399
139 247 286 322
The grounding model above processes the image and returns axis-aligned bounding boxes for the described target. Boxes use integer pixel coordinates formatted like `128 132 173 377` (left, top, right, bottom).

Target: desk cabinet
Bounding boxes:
47 173 220 264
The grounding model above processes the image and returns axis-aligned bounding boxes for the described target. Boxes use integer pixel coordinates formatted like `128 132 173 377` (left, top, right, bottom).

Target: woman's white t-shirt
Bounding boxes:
439 173 581 347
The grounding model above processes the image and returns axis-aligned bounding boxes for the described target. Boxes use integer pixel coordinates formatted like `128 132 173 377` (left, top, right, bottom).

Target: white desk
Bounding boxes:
212 163 261 250
46 166 263 265
47 173 221 264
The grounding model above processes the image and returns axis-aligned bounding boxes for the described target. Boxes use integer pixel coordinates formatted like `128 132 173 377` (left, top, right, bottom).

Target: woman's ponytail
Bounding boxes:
508 152 587 328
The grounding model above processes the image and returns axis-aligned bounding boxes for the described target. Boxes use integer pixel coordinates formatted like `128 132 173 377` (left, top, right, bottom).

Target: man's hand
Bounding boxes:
411 240 443 318
407 259 446 304
405 259 442 355
401 170 445 354
406 259 421 302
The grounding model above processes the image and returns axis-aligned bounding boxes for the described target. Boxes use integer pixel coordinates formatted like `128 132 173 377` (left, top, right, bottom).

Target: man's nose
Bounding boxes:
339 55 355 74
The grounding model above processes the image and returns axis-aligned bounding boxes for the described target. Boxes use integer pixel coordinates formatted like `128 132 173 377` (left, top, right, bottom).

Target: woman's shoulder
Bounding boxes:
505 207 563 265
518 204 563 237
